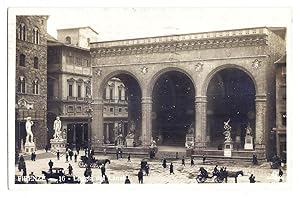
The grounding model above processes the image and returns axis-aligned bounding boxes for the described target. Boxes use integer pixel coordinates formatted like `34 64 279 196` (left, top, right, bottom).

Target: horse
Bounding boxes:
94 159 111 168
227 170 244 183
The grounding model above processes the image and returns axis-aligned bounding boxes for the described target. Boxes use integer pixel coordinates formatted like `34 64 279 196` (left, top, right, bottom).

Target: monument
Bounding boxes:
185 123 195 149
50 116 66 152
24 117 36 154
223 119 233 157
126 120 136 147
244 123 254 150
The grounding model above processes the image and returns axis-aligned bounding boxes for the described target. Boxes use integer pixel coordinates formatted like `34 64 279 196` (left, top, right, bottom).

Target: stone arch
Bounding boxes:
201 64 258 96
147 67 197 98
96 70 143 99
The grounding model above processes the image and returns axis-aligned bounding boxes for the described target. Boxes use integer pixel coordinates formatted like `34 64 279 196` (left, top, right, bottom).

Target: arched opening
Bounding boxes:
101 73 142 146
206 68 256 149
152 71 195 146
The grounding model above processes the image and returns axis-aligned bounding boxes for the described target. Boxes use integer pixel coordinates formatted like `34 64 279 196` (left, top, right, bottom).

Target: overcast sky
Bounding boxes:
46 7 292 41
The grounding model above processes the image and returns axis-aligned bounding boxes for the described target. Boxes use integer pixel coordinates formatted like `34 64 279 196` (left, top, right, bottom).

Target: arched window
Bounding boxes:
33 27 39 44
33 79 39 94
33 57 39 69
65 36 71 44
18 76 26 93
18 23 26 41
19 54 26 66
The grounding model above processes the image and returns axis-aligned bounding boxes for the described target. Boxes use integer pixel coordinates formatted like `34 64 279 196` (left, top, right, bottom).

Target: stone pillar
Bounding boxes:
73 124 76 145
141 97 152 147
91 98 104 147
194 96 208 148
255 95 267 151
106 123 110 143
81 124 85 143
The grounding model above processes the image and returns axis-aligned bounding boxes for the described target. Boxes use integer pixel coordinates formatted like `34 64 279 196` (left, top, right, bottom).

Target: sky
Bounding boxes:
46 7 292 41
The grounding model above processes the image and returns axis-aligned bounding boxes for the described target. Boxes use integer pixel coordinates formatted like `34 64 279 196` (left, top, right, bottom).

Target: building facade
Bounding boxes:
15 15 49 150
47 27 129 148
90 27 286 160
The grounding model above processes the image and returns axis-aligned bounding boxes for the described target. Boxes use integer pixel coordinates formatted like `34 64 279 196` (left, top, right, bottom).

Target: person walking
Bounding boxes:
48 160 54 171
182 157 185 166
101 165 106 178
145 164 150 176
69 149 73 161
116 148 119 160
252 153 258 165
162 158 167 168
31 152 34 161
74 151 78 162
138 169 144 184
68 164 73 175
124 176 131 184
191 157 195 166
202 155 206 164
65 151 69 163
170 162 174 175
128 154 131 162
224 167 228 183
57 150 60 160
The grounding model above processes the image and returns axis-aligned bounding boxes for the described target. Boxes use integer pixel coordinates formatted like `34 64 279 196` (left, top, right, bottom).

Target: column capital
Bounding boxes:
141 97 152 104
195 96 207 103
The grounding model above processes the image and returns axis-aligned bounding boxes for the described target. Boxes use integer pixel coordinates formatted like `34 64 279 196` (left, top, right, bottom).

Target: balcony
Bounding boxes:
67 96 76 101
77 97 84 101
103 99 128 104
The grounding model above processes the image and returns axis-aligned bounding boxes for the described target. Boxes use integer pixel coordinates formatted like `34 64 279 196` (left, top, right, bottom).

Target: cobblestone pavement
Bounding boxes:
15 150 287 184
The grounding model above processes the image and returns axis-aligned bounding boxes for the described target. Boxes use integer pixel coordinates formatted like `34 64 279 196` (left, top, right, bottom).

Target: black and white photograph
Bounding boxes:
4 2 298 195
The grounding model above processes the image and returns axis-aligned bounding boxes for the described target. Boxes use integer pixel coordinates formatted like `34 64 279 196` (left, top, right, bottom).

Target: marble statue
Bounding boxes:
246 123 252 136
223 119 232 142
53 116 62 139
25 117 34 143
127 120 136 138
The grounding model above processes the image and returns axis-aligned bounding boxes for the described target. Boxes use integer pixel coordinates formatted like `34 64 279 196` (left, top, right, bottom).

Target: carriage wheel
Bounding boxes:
78 161 85 168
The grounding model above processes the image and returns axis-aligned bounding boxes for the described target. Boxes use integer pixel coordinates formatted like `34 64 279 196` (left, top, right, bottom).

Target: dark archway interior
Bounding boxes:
152 71 195 146
207 68 256 148
102 74 142 145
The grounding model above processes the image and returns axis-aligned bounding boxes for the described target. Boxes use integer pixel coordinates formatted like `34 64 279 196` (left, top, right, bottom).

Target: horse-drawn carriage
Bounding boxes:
196 167 244 183
78 155 110 168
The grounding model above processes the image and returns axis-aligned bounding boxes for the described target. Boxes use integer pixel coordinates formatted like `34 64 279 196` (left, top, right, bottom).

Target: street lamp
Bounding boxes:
85 94 93 182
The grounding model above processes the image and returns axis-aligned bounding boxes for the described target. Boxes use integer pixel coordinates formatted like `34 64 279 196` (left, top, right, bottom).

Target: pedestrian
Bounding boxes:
145 164 149 176
18 155 24 171
101 175 109 184
33 152 36 161
224 167 228 183
65 151 69 162
76 147 80 155
48 160 54 171
279 168 283 177
249 174 256 183
116 148 119 160
74 152 78 162
175 152 179 159
213 165 219 174
162 158 167 168
191 157 195 166
182 157 185 166
125 176 131 184
91 148 95 156
69 149 73 161
252 153 258 165
23 166 27 176
119 148 123 158
138 169 143 184
170 162 174 174
202 155 206 164
56 150 60 160
68 164 73 175
128 153 131 162
103 148 107 156
101 165 106 177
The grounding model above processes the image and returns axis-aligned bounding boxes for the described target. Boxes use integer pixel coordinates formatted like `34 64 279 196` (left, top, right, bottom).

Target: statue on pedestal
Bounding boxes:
126 120 136 139
223 119 232 142
246 123 252 136
53 116 62 140
25 117 34 143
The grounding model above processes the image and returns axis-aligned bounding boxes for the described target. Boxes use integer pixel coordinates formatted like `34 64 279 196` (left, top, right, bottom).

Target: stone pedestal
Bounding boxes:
24 141 36 154
224 141 233 157
50 139 67 152
126 138 134 147
244 135 254 150
185 133 195 149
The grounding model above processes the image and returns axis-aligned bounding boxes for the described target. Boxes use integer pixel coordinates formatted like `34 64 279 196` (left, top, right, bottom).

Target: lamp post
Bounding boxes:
85 94 93 182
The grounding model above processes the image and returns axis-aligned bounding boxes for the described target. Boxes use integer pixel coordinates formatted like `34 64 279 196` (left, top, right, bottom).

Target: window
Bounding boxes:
67 105 74 113
32 79 39 94
19 23 26 41
281 112 286 126
17 76 26 93
68 84 73 97
65 36 71 44
109 108 114 112
19 54 25 66
33 27 39 44
33 57 39 69
110 88 113 100
118 88 122 100
118 108 122 113
77 85 82 98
